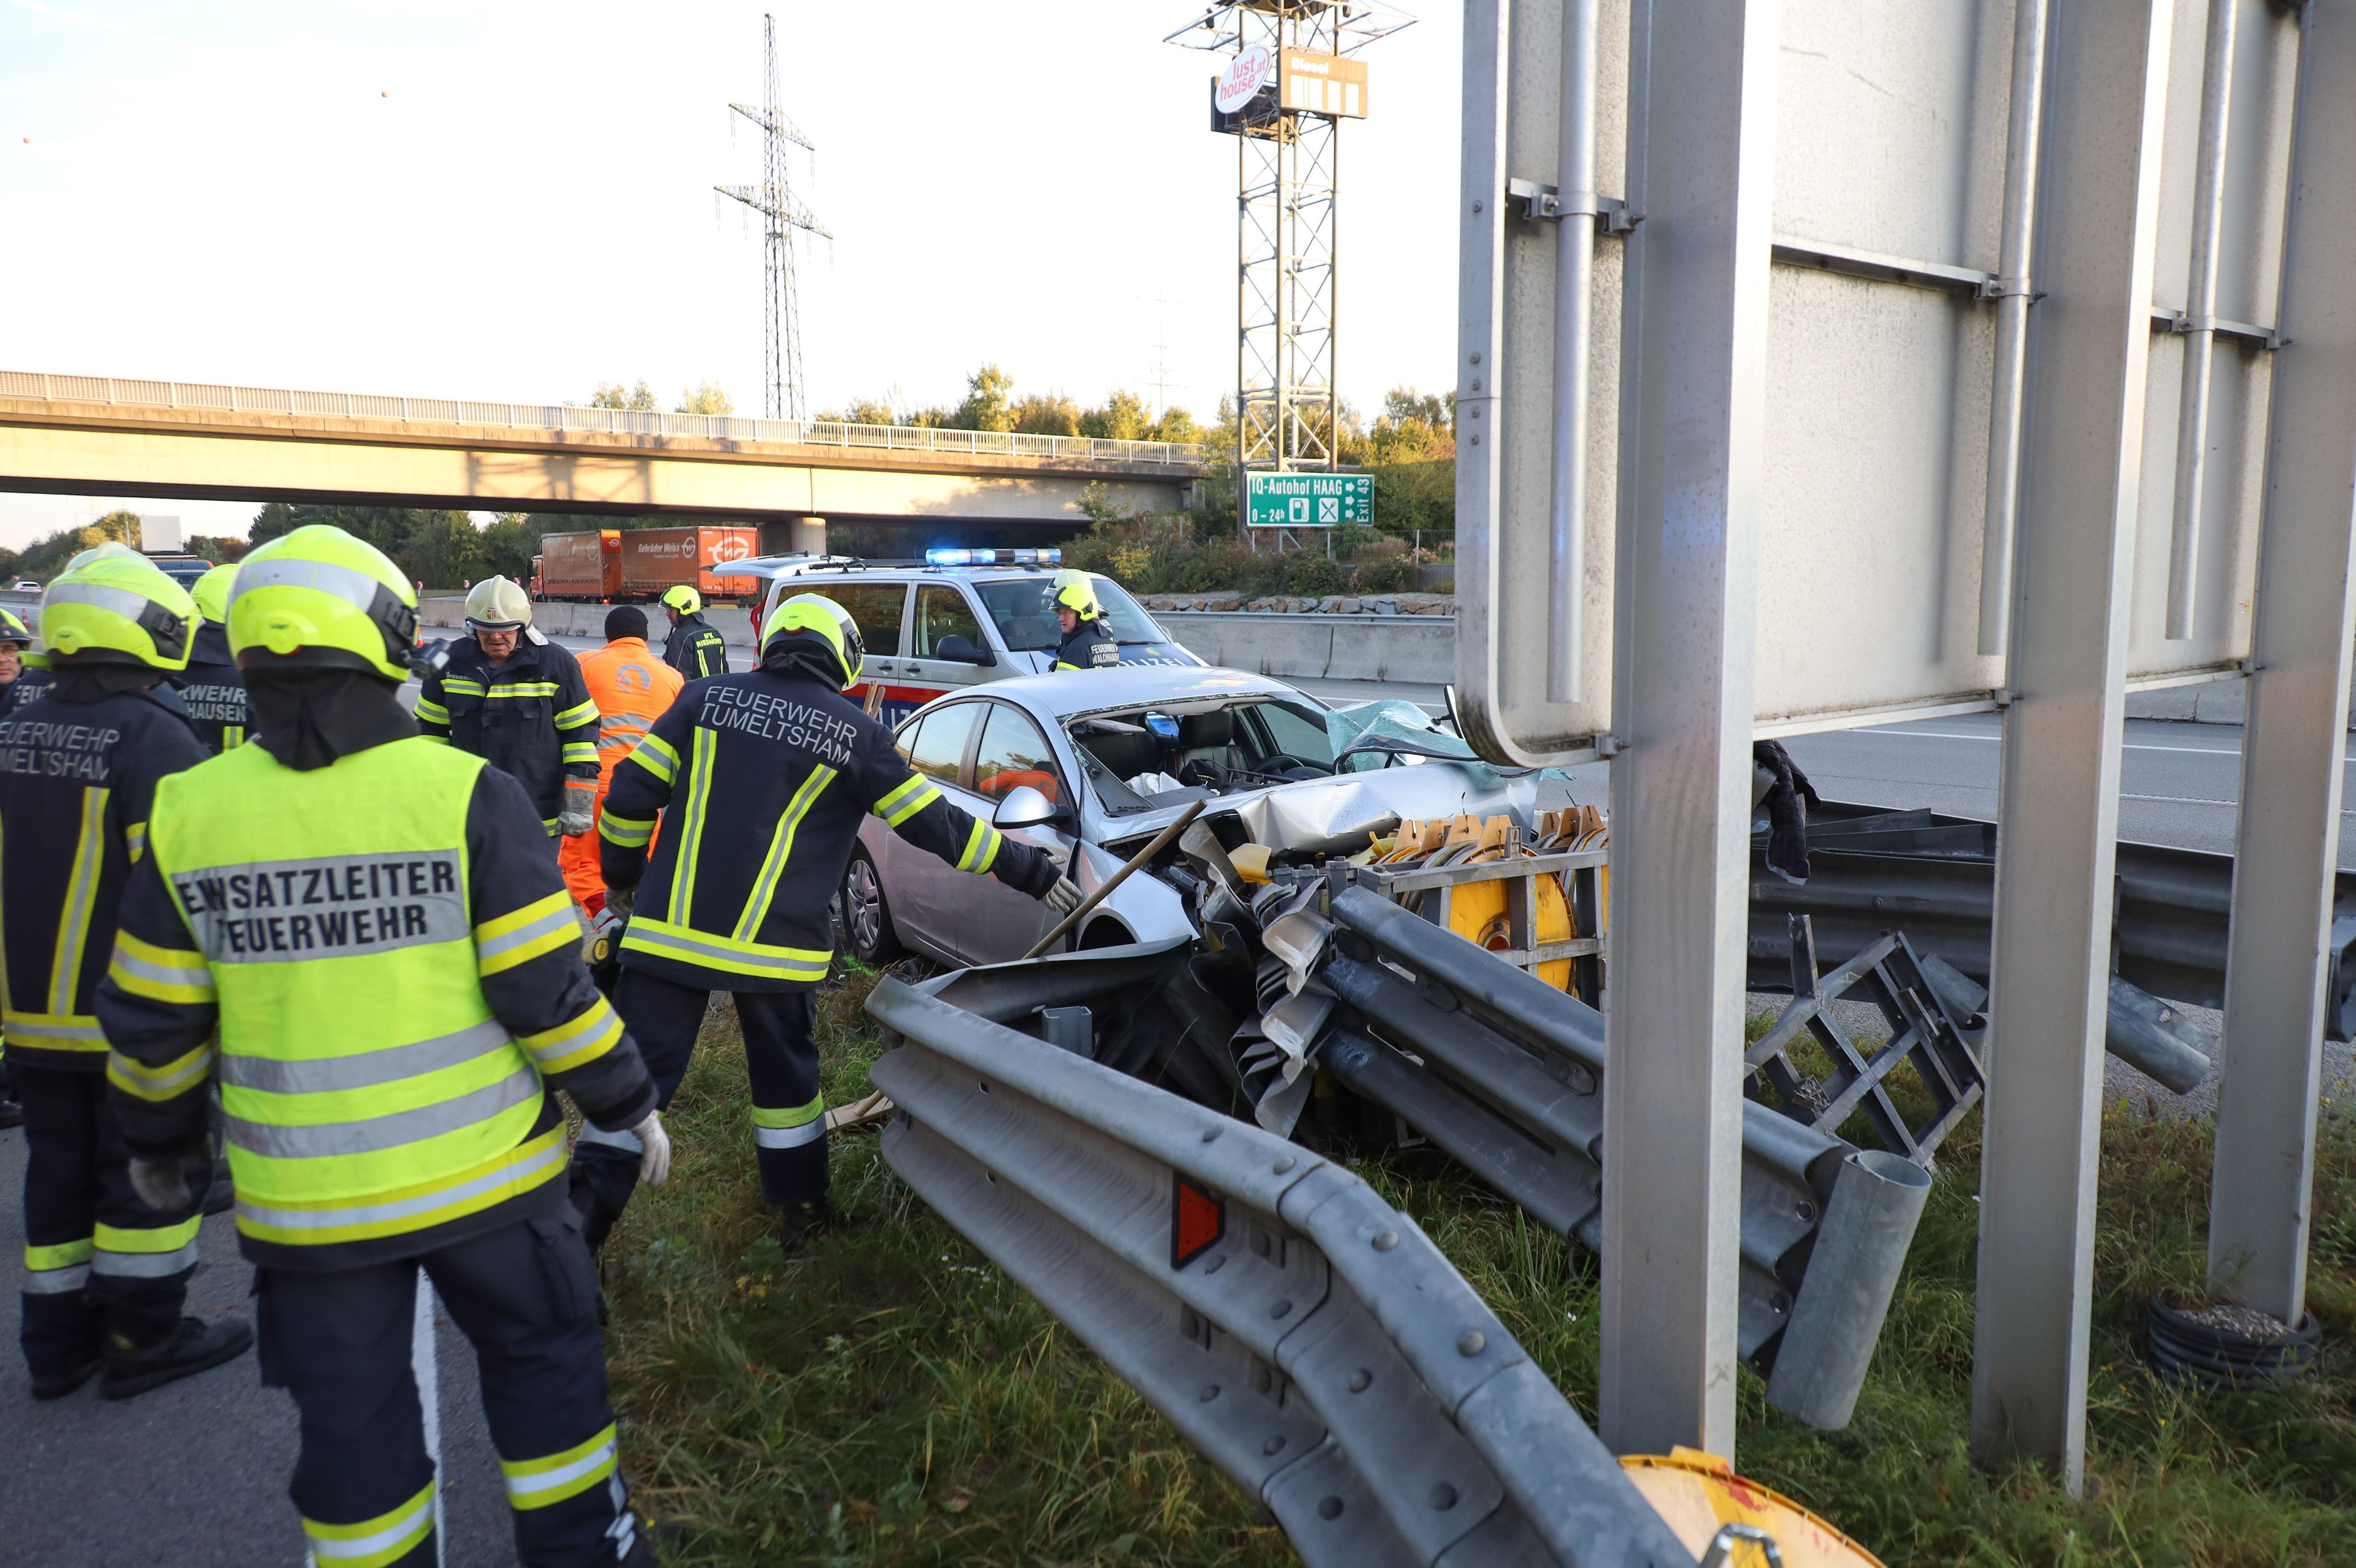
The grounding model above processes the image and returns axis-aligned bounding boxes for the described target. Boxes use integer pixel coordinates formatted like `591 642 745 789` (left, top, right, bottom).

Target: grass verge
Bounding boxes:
601 974 2356 1566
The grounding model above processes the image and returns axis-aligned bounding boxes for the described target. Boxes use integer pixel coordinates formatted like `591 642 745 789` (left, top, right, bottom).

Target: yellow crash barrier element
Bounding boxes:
1619 1448 1884 1568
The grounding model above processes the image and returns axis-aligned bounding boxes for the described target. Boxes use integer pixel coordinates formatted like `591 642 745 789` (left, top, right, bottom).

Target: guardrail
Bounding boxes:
866 971 1699 1568
1319 888 1930 1431
0 370 1208 469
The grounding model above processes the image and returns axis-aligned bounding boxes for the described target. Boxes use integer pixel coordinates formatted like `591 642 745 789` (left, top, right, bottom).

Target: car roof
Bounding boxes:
947 666 1311 722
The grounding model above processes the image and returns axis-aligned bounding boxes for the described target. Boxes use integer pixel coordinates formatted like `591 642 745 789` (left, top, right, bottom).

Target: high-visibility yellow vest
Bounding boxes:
145 738 563 1250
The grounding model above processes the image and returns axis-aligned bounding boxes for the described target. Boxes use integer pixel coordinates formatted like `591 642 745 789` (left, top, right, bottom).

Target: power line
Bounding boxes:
715 13 831 421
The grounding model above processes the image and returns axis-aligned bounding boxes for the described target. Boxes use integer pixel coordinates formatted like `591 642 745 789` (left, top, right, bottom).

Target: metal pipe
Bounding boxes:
1547 0 1603 703
1976 0 2053 657
2166 0 2241 640
1021 800 1203 958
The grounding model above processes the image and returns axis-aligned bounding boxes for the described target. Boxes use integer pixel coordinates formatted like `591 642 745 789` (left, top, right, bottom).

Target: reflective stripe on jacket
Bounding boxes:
0 684 207 1070
599 666 1060 991
578 637 684 789
97 736 656 1270
662 615 730 680
414 633 599 831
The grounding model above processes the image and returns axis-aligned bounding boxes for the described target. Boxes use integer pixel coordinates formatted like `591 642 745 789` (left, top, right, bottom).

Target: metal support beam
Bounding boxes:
2211 3 2355 1327
1971 0 2173 1490
1599 0 1777 1460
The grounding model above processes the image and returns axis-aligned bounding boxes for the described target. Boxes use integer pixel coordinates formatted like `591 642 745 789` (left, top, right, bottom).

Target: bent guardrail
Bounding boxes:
866 976 1697 1568
1322 888 1931 1431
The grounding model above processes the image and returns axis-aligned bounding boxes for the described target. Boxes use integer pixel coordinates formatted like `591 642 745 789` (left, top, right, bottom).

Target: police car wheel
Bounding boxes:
842 849 905 964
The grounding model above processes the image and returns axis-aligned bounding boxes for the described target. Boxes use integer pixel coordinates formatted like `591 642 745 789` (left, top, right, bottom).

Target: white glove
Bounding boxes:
560 783 597 836
1038 844 1084 913
633 1111 671 1187
129 1154 193 1212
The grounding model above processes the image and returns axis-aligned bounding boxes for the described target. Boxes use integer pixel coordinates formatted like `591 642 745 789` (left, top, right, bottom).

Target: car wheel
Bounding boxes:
842 848 905 965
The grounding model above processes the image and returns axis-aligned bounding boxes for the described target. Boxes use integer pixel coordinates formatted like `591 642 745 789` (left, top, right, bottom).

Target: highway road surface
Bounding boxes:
4 700 2343 1563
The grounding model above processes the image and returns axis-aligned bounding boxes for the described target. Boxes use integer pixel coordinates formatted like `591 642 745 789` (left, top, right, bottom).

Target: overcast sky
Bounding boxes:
0 0 1462 548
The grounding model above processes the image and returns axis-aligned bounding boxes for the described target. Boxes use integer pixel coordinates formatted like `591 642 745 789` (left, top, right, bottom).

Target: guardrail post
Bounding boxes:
2209 3 2356 1329
1596 0 1778 1461
1970 0 2172 1491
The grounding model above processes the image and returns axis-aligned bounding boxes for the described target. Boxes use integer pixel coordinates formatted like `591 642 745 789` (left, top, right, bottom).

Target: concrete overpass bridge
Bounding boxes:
0 369 1207 539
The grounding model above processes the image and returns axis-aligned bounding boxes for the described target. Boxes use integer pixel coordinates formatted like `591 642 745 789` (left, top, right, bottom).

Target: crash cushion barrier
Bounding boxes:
865 975 1697 1568
1325 888 1932 1431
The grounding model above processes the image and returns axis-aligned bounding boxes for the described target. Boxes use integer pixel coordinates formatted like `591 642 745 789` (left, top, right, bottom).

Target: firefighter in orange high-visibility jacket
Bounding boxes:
558 605 684 927
97 525 668 1567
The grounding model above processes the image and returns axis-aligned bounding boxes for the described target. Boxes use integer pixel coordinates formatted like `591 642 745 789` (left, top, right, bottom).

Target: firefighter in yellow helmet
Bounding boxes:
173 562 250 754
97 524 669 1566
658 584 729 679
575 593 1080 1253
1 554 251 1400
1048 569 1118 671
0 605 40 717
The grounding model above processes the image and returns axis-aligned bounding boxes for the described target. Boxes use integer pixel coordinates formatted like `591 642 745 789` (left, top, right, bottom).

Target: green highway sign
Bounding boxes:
1245 471 1373 528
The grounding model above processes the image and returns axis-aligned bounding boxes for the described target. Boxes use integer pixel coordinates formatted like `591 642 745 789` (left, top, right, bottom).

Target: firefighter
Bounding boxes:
97 524 669 1568
415 577 601 838
174 562 250 753
657 585 729 680
1048 570 1119 671
575 593 1083 1252
0 608 24 1127
558 606 684 928
2 553 252 1400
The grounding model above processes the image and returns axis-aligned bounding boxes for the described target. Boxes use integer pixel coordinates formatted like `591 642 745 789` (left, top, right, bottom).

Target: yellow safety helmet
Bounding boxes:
64 539 144 573
190 563 239 625
760 593 864 690
0 608 31 648
661 584 703 616
228 525 419 682
463 575 532 633
1049 568 1100 621
39 554 197 671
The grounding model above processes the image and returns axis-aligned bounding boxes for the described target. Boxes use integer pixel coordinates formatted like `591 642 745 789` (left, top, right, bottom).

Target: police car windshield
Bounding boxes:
975 575 1166 652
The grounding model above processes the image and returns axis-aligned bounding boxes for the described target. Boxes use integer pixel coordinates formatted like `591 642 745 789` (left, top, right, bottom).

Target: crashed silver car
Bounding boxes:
841 665 1579 967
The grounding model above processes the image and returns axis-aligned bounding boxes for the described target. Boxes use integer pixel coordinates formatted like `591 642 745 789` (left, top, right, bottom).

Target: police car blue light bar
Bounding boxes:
923 548 1066 567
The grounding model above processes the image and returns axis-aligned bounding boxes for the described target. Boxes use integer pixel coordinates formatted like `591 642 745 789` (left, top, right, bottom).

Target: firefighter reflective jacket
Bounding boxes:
600 665 1062 991
1054 618 1119 672
174 620 250 754
662 614 729 680
96 736 657 1271
415 633 599 832
0 683 207 1069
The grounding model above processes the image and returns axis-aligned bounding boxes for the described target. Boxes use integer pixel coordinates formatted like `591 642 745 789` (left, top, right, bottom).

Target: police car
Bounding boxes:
716 551 1206 726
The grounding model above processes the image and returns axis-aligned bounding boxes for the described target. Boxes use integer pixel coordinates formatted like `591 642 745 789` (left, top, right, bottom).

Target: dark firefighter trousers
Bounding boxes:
17 1064 205 1377
568 969 823 1250
256 1210 644 1567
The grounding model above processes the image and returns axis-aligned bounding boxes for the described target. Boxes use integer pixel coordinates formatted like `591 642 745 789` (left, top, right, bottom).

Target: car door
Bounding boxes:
901 584 994 703
886 699 985 954
943 700 1076 963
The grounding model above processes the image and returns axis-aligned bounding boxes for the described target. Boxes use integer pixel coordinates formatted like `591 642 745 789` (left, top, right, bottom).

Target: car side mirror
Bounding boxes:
994 784 1058 829
933 634 996 667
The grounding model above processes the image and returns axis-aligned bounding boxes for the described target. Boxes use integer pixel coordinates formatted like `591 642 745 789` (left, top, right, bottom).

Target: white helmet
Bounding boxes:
464 575 533 633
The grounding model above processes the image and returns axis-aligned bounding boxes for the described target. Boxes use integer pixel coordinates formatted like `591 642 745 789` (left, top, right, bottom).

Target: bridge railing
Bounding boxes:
0 370 1209 469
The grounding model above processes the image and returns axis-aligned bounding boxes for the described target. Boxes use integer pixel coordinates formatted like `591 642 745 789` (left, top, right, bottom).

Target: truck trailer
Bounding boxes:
617 525 759 601
532 530 621 601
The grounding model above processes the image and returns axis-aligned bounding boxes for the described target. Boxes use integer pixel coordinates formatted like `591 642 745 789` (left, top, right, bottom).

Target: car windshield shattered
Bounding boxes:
975 575 1168 653
1068 694 1559 818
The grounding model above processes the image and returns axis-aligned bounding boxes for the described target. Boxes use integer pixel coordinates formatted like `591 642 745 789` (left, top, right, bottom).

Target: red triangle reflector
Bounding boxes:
1171 1175 1225 1269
